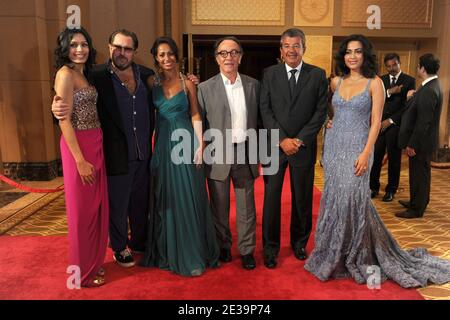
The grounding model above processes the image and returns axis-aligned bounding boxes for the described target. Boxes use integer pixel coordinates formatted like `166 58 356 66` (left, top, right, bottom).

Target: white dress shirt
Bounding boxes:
422 75 438 87
221 73 247 143
386 71 402 98
285 61 303 82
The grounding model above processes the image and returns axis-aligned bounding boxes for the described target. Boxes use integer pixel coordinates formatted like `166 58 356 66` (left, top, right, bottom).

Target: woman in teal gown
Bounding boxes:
140 37 220 276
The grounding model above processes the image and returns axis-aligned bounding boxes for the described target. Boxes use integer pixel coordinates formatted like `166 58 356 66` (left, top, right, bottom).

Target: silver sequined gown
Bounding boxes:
304 79 450 288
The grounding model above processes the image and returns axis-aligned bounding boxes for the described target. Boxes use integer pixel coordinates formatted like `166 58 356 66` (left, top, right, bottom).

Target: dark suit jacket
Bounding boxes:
259 62 328 167
91 63 155 176
381 72 415 125
198 73 260 180
398 78 443 154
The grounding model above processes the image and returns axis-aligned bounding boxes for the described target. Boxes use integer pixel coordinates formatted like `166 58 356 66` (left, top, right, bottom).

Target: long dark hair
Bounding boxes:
335 34 378 78
54 27 96 81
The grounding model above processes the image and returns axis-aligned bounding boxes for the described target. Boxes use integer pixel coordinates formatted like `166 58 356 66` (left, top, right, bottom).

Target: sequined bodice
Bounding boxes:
71 86 101 130
328 80 372 151
320 79 374 198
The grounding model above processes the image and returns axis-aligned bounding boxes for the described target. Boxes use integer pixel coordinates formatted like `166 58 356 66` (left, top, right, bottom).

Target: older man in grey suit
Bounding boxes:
197 36 260 270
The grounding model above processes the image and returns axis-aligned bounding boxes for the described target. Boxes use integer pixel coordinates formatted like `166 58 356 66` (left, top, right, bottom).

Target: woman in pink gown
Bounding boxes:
54 27 109 287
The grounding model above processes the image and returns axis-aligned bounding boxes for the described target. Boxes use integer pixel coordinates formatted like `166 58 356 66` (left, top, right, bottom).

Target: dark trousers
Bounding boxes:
409 152 431 217
262 154 314 257
108 159 150 252
370 125 402 193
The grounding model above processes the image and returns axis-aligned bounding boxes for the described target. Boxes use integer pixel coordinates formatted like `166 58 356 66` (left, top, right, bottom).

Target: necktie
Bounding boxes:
289 69 297 97
390 76 396 87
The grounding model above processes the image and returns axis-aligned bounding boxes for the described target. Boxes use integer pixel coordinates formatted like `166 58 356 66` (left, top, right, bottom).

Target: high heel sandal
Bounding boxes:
83 275 106 288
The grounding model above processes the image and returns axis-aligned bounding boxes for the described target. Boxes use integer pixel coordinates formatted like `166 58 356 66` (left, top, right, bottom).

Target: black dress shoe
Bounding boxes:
263 255 277 269
382 192 395 202
294 247 307 260
398 200 411 208
371 190 379 199
395 211 420 219
241 254 256 270
219 248 232 263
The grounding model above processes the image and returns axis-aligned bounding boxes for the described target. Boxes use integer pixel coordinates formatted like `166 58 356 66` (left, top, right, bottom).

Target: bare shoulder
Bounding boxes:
370 76 383 89
54 67 75 91
369 76 385 100
330 76 341 92
55 66 74 81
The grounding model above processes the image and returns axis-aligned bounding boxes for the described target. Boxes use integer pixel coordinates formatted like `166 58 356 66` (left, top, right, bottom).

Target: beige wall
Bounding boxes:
186 0 442 36
87 0 157 67
0 0 64 165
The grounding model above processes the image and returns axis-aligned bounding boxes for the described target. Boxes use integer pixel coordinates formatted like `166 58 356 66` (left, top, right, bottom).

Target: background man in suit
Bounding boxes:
53 30 154 267
259 28 328 268
370 53 415 202
397 53 443 219
197 36 260 270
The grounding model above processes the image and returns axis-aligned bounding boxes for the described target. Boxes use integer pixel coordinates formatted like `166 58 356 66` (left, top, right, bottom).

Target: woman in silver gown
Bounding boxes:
304 34 450 288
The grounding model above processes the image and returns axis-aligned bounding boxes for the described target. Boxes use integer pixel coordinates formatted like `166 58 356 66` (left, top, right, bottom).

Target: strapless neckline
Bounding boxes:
74 86 95 94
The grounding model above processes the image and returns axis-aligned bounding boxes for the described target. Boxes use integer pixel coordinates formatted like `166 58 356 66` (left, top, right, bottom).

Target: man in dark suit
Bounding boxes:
198 36 260 270
397 53 443 219
259 28 328 268
370 53 415 202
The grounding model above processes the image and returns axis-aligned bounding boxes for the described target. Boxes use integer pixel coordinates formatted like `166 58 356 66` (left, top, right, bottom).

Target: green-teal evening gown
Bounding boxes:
140 81 220 277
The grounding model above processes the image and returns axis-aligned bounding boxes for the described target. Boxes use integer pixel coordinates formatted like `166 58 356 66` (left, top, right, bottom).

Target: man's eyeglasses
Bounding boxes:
281 44 302 50
216 50 241 58
111 44 134 54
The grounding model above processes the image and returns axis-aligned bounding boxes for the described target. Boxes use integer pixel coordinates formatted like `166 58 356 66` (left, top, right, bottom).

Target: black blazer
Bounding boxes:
381 72 415 124
91 63 155 176
398 78 443 154
260 62 328 167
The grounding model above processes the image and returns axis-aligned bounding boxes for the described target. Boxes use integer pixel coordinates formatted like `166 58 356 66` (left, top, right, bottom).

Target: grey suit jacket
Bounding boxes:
197 73 260 181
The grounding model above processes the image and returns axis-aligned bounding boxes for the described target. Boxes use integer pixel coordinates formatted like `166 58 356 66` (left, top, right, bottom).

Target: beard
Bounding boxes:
112 55 132 71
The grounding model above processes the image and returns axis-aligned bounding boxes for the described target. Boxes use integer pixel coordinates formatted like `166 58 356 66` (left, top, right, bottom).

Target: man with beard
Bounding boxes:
52 29 154 268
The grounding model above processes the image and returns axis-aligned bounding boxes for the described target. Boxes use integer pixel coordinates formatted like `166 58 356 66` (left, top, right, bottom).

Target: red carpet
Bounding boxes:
0 175 423 300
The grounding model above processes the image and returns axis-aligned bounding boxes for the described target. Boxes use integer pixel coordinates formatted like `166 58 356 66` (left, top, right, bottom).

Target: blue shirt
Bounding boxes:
109 62 151 161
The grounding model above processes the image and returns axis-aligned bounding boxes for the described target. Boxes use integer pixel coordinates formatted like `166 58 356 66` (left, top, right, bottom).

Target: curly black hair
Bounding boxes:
54 27 96 81
335 34 378 78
